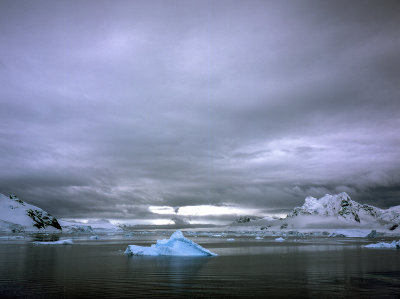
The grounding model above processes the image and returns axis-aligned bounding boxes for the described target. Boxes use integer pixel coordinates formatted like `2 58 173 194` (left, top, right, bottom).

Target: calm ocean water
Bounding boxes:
0 234 399 298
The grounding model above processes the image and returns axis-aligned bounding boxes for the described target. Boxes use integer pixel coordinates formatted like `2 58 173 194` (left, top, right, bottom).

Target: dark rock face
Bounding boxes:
366 230 377 238
338 195 360 223
26 209 62 230
361 204 380 218
10 194 24 205
236 216 252 223
235 216 262 223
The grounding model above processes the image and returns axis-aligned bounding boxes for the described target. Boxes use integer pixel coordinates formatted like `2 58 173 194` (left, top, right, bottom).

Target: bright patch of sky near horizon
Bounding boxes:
149 205 263 216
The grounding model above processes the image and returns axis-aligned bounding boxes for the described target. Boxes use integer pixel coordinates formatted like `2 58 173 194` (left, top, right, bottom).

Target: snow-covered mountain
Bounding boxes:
0 193 62 233
0 193 123 234
229 193 400 232
287 192 400 227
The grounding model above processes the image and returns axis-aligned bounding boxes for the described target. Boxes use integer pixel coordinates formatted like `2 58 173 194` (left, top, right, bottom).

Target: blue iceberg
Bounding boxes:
124 230 217 256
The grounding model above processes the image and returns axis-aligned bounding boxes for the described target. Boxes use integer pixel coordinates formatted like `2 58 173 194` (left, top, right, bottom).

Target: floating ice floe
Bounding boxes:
275 237 285 242
89 235 99 240
227 238 235 241
33 239 74 245
124 230 217 256
255 236 263 240
364 240 400 249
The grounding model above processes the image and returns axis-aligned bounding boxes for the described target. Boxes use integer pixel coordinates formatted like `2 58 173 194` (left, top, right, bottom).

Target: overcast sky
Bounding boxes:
0 0 399 224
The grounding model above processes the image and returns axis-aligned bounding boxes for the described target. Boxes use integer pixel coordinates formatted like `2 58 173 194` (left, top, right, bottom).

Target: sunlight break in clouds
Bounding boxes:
149 205 262 217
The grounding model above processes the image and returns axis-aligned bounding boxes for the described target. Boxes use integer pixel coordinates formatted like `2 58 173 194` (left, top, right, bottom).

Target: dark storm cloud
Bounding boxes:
0 0 399 221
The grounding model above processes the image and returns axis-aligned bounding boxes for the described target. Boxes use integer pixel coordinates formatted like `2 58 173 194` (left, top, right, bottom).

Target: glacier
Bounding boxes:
124 230 217 256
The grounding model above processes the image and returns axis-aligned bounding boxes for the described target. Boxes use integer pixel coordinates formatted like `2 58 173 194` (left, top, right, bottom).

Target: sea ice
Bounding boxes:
364 240 400 249
33 239 74 245
275 237 285 242
124 230 217 256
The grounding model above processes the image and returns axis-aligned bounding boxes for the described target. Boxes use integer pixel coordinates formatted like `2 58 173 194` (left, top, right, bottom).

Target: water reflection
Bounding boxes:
213 240 356 256
30 233 61 242
125 256 212 296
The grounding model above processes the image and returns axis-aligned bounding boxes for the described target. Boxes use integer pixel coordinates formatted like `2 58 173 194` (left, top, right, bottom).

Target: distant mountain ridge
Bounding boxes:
0 193 62 232
287 192 400 226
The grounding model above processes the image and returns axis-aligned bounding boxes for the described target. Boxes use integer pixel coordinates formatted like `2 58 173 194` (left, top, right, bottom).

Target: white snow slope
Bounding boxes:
0 193 62 232
125 230 217 256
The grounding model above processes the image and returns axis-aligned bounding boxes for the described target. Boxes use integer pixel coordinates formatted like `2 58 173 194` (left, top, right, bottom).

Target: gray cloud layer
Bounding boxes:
0 0 399 221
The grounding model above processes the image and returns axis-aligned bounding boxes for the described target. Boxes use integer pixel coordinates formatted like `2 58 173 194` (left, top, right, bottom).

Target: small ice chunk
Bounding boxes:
255 236 263 240
227 238 235 241
89 235 99 240
124 230 217 256
275 237 285 242
33 239 74 245
364 240 400 249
